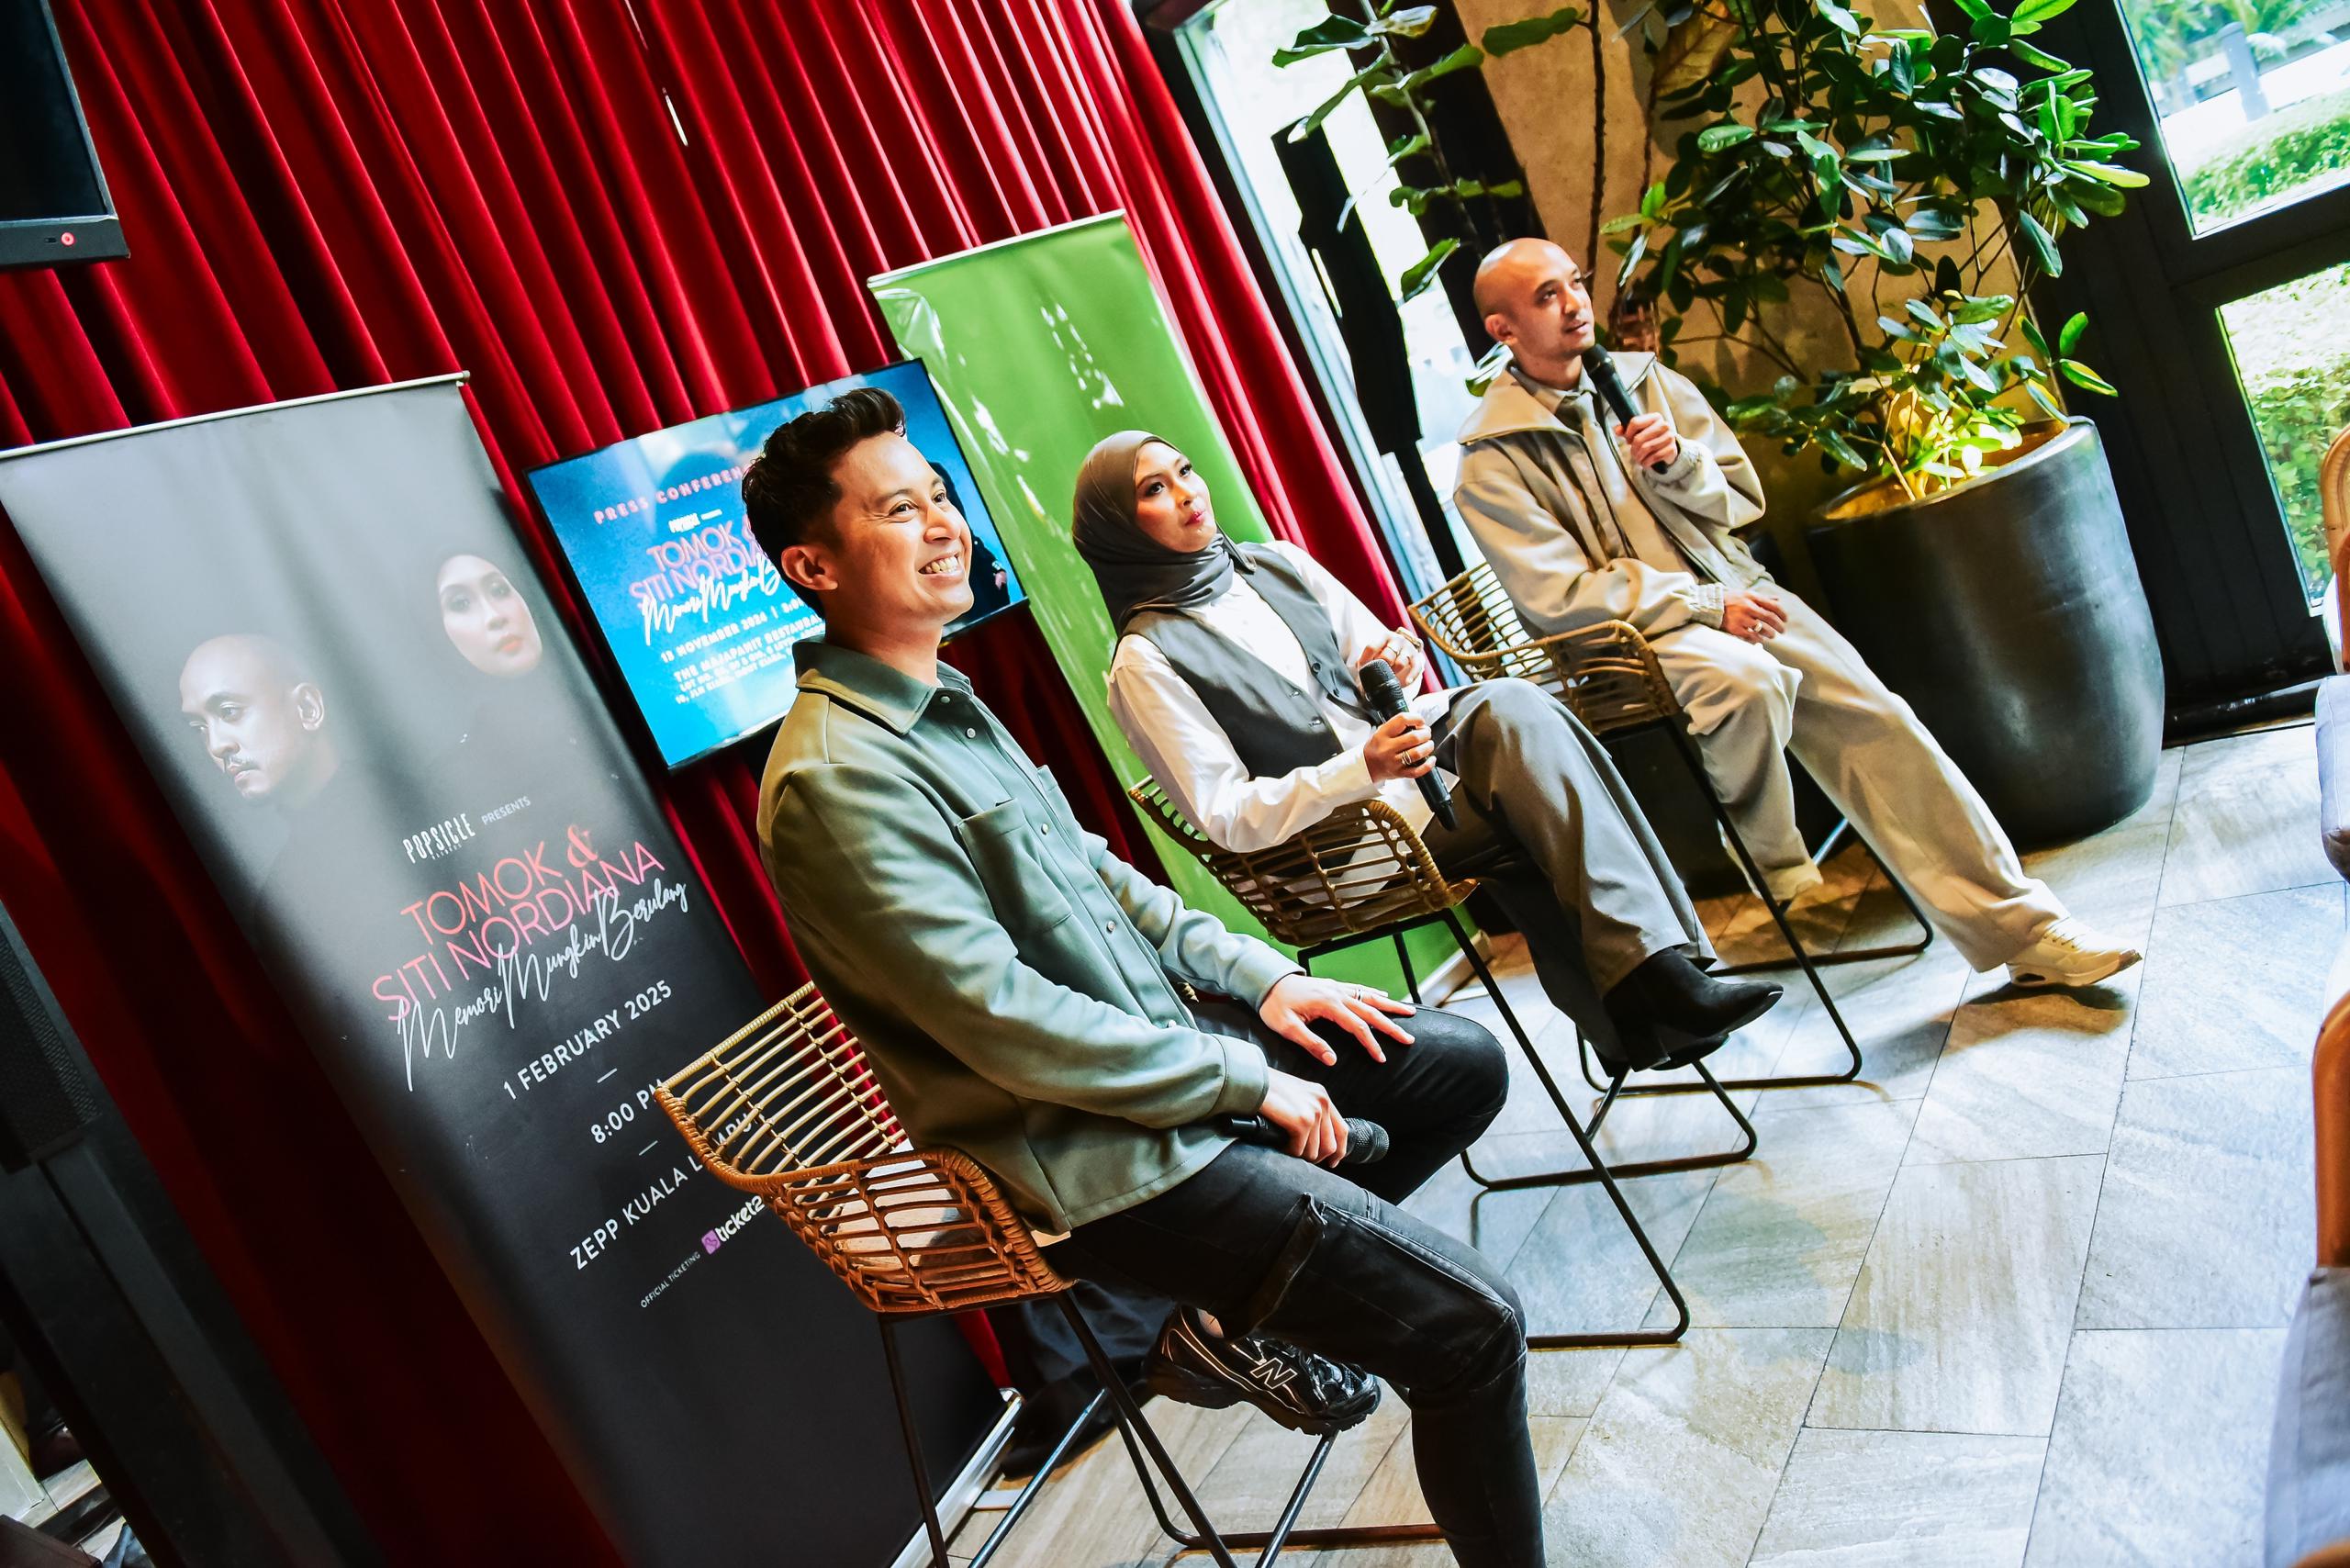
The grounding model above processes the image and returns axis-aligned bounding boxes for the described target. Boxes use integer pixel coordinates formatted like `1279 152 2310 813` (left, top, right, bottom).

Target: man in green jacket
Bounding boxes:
744 387 1545 1568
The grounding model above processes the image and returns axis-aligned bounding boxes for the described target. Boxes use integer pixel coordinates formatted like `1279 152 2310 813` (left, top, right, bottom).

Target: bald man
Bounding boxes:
178 633 341 810
1452 239 2138 991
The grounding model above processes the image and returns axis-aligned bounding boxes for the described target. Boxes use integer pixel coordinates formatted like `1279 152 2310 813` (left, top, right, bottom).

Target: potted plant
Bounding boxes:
1607 0 2166 843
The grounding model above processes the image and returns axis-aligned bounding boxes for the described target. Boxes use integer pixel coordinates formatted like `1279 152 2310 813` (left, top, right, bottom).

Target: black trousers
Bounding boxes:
1044 1000 1543 1568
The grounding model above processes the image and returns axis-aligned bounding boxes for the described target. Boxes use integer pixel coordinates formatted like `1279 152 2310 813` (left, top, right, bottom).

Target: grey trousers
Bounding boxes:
1653 588 2064 969
1420 679 1708 1058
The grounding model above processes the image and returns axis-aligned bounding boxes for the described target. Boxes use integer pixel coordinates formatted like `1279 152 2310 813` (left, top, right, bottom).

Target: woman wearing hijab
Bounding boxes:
1074 431 1780 1074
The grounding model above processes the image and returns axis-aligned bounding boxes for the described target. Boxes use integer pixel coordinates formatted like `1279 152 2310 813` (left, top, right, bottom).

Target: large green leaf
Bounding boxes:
1402 43 1485 92
1400 238 1460 300
2063 159 2150 187
1276 15 1374 67
1698 121 1757 151
1483 5 1583 53
2057 357 2118 396
2015 209 2063 275
1374 6 1441 38
2010 0 2076 28
1289 62 1388 141
2057 310 2088 354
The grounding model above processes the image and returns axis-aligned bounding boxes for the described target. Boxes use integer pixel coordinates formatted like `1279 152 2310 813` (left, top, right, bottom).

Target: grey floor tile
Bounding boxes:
1526 1346 1626 1418
2160 726 2335 907
1748 1428 2046 1567
1543 1327 1834 1568
2127 883 2345 1081
1505 1170 1716 1340
2024 1327 2286 1567
1641 1096 1919 1329
1812 1156 2103 1435
1760 950 1974 1109
2076 1065 2315 1330
1906 979 2139 1165
2019 745 2183 946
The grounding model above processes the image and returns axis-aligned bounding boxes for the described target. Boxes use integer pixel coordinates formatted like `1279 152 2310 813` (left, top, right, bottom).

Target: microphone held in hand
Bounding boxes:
1215 1114 1390 1167
1358 656 1456 831
1580 342 1670 473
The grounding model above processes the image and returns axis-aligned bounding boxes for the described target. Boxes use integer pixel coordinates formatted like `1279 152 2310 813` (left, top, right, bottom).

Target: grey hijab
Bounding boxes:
1069 431 1253 632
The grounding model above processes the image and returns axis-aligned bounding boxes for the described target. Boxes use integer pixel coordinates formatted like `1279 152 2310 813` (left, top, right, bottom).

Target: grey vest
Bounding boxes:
1128 545 1373 779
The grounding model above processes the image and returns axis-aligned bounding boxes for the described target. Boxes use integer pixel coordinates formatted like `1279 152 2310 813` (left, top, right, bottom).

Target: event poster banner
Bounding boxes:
870 215 1450 991
0 379 1000 1565
525 360 1025 769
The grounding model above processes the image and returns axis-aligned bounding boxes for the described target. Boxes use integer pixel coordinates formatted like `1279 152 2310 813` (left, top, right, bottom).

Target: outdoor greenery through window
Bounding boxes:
2217 260 2350 604
2116 0 2350 232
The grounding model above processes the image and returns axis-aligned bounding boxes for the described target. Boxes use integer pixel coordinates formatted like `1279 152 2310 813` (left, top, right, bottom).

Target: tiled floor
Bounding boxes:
946 725 2333 1567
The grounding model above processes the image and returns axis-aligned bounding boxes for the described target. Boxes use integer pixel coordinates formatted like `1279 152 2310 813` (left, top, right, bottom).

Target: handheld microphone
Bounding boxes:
1580 342 1670 472
1358 656 1456 831
1216 1114 1390 1167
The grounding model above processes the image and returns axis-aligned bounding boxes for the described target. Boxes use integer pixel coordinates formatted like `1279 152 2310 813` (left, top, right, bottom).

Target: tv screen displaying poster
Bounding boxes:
525 360 1024 768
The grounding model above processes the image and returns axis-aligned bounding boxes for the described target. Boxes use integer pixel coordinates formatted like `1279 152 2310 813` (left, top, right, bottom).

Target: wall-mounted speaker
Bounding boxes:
0 0 128 270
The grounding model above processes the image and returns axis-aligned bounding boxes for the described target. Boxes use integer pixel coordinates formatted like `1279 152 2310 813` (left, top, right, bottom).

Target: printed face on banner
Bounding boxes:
525 358 1024 768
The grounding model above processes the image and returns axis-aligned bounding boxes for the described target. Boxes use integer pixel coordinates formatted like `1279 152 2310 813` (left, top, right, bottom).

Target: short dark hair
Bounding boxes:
741 386 907 564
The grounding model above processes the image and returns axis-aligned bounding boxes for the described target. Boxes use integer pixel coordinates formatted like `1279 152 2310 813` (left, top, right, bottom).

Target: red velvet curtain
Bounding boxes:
0 0 1404 1560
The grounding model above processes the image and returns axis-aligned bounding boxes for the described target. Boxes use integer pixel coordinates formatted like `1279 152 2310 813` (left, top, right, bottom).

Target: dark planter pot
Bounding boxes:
1803 417 2164 848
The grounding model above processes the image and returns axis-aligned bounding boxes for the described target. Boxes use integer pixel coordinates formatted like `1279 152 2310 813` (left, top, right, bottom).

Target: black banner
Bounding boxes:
0 380 1001 1565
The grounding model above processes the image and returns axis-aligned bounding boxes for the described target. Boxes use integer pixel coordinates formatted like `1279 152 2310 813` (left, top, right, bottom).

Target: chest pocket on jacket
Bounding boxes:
957 799 1077 936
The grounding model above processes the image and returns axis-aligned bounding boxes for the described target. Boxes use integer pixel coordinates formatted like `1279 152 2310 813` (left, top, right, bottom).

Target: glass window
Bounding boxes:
2215 258 2350 605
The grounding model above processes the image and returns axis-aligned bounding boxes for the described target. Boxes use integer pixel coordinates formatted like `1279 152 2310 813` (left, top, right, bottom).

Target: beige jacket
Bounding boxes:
1453 353 1770 639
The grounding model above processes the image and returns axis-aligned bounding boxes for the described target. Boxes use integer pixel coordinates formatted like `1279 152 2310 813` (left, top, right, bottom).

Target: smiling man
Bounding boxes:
741 387 1548 1567
1455 237 2140 990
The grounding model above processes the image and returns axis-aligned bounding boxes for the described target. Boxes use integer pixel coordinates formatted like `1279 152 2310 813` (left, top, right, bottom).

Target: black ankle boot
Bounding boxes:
1605 950 1782 1060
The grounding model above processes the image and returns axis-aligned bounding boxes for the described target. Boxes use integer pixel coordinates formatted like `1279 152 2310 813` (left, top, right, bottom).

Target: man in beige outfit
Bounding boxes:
1452 239 2137 988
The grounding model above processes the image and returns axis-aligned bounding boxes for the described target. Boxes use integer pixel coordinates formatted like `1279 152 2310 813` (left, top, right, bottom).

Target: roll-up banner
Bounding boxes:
870 214 1453 987
0 378 1001 1566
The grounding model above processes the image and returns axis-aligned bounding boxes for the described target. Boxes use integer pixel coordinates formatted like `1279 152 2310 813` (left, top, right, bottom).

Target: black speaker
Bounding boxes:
0 900 99 1170
0 0 128 270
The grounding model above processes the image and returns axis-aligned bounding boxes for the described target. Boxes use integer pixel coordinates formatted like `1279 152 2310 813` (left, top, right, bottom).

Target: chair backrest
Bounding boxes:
1407 564 1684 735
2325 426 2350 669
1127 781 1472 948
655 984 1064 1316
2319 989 2350 1271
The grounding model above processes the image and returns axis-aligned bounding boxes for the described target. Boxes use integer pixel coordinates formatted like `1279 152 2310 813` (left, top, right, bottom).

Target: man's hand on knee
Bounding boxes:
1259 974 1416 1065
1722 589 1787 643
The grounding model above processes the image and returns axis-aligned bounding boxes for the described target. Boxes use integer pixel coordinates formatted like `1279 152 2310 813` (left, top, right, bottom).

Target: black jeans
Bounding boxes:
1044 1001 1543 1568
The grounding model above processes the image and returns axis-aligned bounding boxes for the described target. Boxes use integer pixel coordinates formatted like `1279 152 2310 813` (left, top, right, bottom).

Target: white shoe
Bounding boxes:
2006 918 2143 989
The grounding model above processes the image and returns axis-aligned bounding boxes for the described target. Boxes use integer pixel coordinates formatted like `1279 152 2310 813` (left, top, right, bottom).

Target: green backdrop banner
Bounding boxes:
870 215 1449 987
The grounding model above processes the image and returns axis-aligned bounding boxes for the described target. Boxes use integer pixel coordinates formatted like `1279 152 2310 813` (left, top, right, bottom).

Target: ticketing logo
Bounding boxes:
702 1196 763 1254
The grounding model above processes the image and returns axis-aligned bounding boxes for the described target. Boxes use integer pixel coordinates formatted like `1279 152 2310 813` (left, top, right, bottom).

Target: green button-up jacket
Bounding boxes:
756 641 1295 1231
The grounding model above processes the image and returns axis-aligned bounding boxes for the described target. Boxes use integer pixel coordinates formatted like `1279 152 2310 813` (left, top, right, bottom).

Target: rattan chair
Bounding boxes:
2324 424 2350 664
1130 781 1754 1349
655 985 1442 1566
1409 561 1935 1097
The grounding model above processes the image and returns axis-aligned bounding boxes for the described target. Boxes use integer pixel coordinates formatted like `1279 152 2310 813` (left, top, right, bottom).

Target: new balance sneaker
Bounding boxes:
2006 918 2143 989
1143 1308 1380 1435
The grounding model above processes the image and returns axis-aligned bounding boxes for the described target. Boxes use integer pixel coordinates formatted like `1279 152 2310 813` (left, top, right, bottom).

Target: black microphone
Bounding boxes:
1580 342 1670 472
1215 1114 1390 1167
1358 656 1456 831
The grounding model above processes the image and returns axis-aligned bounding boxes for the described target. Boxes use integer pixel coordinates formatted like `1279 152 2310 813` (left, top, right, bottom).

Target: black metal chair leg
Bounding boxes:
1713 814 1935 973
1436 912 1695 1348
1057 1297 1443 1562
1059 1295 1241 1567
879 1317 953 1568
1468 1056 1757 1186
963 1389 1106 1568
1595 730 1867 1098
1391 928 1424 1004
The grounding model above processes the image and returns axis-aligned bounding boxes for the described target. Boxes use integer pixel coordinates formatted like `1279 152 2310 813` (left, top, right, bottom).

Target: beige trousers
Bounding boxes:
1650 587 2065 970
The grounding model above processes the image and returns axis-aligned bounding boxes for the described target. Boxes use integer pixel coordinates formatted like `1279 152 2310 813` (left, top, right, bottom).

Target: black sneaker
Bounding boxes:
1143 1308 1380 1435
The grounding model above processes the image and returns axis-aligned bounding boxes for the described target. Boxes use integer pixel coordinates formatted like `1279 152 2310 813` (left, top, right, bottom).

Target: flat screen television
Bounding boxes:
525 360 1024 768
